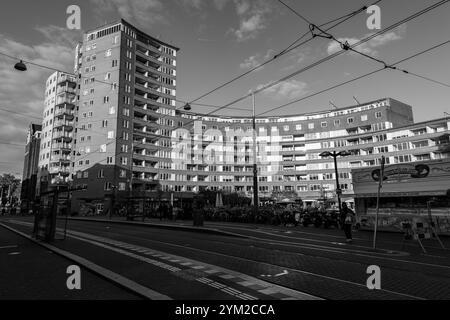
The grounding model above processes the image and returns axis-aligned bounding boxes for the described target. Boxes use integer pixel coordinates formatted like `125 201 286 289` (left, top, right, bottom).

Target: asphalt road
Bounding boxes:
1 216 450 300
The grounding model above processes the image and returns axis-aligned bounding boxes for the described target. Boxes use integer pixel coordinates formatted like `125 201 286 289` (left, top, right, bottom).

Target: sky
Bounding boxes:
0 0 449 176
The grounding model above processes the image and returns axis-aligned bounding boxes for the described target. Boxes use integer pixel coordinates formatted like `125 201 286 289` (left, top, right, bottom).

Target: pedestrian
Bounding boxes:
341 202 355 242
294 211 300 227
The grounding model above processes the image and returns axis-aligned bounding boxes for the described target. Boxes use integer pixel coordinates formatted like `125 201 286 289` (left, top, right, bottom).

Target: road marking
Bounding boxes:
60 227 319 300
76 228 422 300
0 245 18 250
275 270 289 277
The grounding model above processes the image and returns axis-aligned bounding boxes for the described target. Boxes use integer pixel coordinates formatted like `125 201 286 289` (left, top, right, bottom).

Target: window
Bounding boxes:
105 49 112 57
100 144 107 153
112 60 118 67
118 183 126 191
283 125 289 132
107 131 115 139
106 156 113 164
104 182 112 191
393 142 410 151
97 169 104 178
375 111 382 118
104 96 109 103
109 107 116 115
347 117 354 124
105 72 111 80
394 155 411 164
121 157 128 165
321 122 327 128
102 120 108 128
296 124 302 131
361 115 368 121
122 108 130 116
308 123 314 129
119 170 127 178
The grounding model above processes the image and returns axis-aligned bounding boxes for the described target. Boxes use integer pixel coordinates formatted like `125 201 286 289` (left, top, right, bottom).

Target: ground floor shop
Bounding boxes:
352 159 450 235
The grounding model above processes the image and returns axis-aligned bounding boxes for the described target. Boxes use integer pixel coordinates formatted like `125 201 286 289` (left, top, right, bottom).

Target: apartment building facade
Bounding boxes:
36 71 77 195
20 123 42 213
71 20 179 214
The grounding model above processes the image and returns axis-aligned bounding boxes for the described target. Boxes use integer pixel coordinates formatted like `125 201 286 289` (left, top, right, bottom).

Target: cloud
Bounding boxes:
0 29 76 174
327 26 406 57
90 0 166 28
255 79 309 100
213 0 230 10
239 49 274 70
35 25 83 48
230 0 273 42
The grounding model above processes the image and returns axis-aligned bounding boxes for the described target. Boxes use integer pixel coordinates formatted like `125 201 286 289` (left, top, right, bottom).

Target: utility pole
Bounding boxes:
252 91 259 216
373 155 386 250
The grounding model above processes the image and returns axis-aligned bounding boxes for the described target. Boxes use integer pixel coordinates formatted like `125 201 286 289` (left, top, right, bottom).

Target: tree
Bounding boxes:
0 174 21 206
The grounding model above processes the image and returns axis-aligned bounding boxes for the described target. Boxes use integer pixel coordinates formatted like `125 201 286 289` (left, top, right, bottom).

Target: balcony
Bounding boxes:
53 131 73 142
53 143 72 152
55 93 76 107
53 121 73 131
54 108 75 119
58 74 77 88
50 155 71 164
49 167 71 175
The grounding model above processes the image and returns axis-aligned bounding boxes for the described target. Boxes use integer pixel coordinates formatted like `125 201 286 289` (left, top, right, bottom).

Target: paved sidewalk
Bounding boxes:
0 224 142 300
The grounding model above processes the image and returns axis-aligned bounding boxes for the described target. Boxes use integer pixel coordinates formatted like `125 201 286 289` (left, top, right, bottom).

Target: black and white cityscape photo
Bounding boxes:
1 0 450 316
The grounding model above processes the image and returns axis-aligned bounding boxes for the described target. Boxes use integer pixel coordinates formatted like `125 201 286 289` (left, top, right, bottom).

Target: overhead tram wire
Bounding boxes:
166 1 391 129
77 38 450 164
0 106 42 120
77 39 450 173
0 0 382 128
184 0 385 106
257 39 450 117
303 19 450 89
180 0 450 125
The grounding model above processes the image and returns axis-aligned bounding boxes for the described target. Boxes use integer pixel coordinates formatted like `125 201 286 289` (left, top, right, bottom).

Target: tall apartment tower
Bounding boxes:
71 20 178 215
37 71 77 195
20 123 42 213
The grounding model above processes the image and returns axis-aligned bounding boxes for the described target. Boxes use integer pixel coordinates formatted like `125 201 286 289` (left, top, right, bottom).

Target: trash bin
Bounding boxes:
193 210 204 227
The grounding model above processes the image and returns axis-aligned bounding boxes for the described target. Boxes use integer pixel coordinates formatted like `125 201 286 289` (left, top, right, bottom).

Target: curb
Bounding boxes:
61 217 249 239
0 222 171 300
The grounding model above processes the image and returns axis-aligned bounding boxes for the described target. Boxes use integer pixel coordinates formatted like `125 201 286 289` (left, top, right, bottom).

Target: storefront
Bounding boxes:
352 159 450 235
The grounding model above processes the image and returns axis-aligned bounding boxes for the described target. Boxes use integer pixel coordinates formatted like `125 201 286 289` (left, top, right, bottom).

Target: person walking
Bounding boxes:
341 202 355 242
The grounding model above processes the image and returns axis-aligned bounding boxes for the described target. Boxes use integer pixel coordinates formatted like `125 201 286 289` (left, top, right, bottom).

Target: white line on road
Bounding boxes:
0 245 18 250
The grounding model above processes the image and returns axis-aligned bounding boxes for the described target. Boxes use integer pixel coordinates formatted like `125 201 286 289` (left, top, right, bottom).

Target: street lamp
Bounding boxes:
14 60 27 71
319 150 351 222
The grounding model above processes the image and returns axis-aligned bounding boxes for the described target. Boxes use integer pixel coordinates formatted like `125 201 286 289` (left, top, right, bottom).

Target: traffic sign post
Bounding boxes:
373 156 386 250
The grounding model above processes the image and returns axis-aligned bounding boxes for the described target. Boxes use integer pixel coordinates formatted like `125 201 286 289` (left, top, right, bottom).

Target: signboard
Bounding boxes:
352 159 450 198
371 164 430 182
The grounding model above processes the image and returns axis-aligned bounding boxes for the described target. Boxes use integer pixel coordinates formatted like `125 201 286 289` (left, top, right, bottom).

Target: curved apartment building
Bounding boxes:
68 20 450 215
